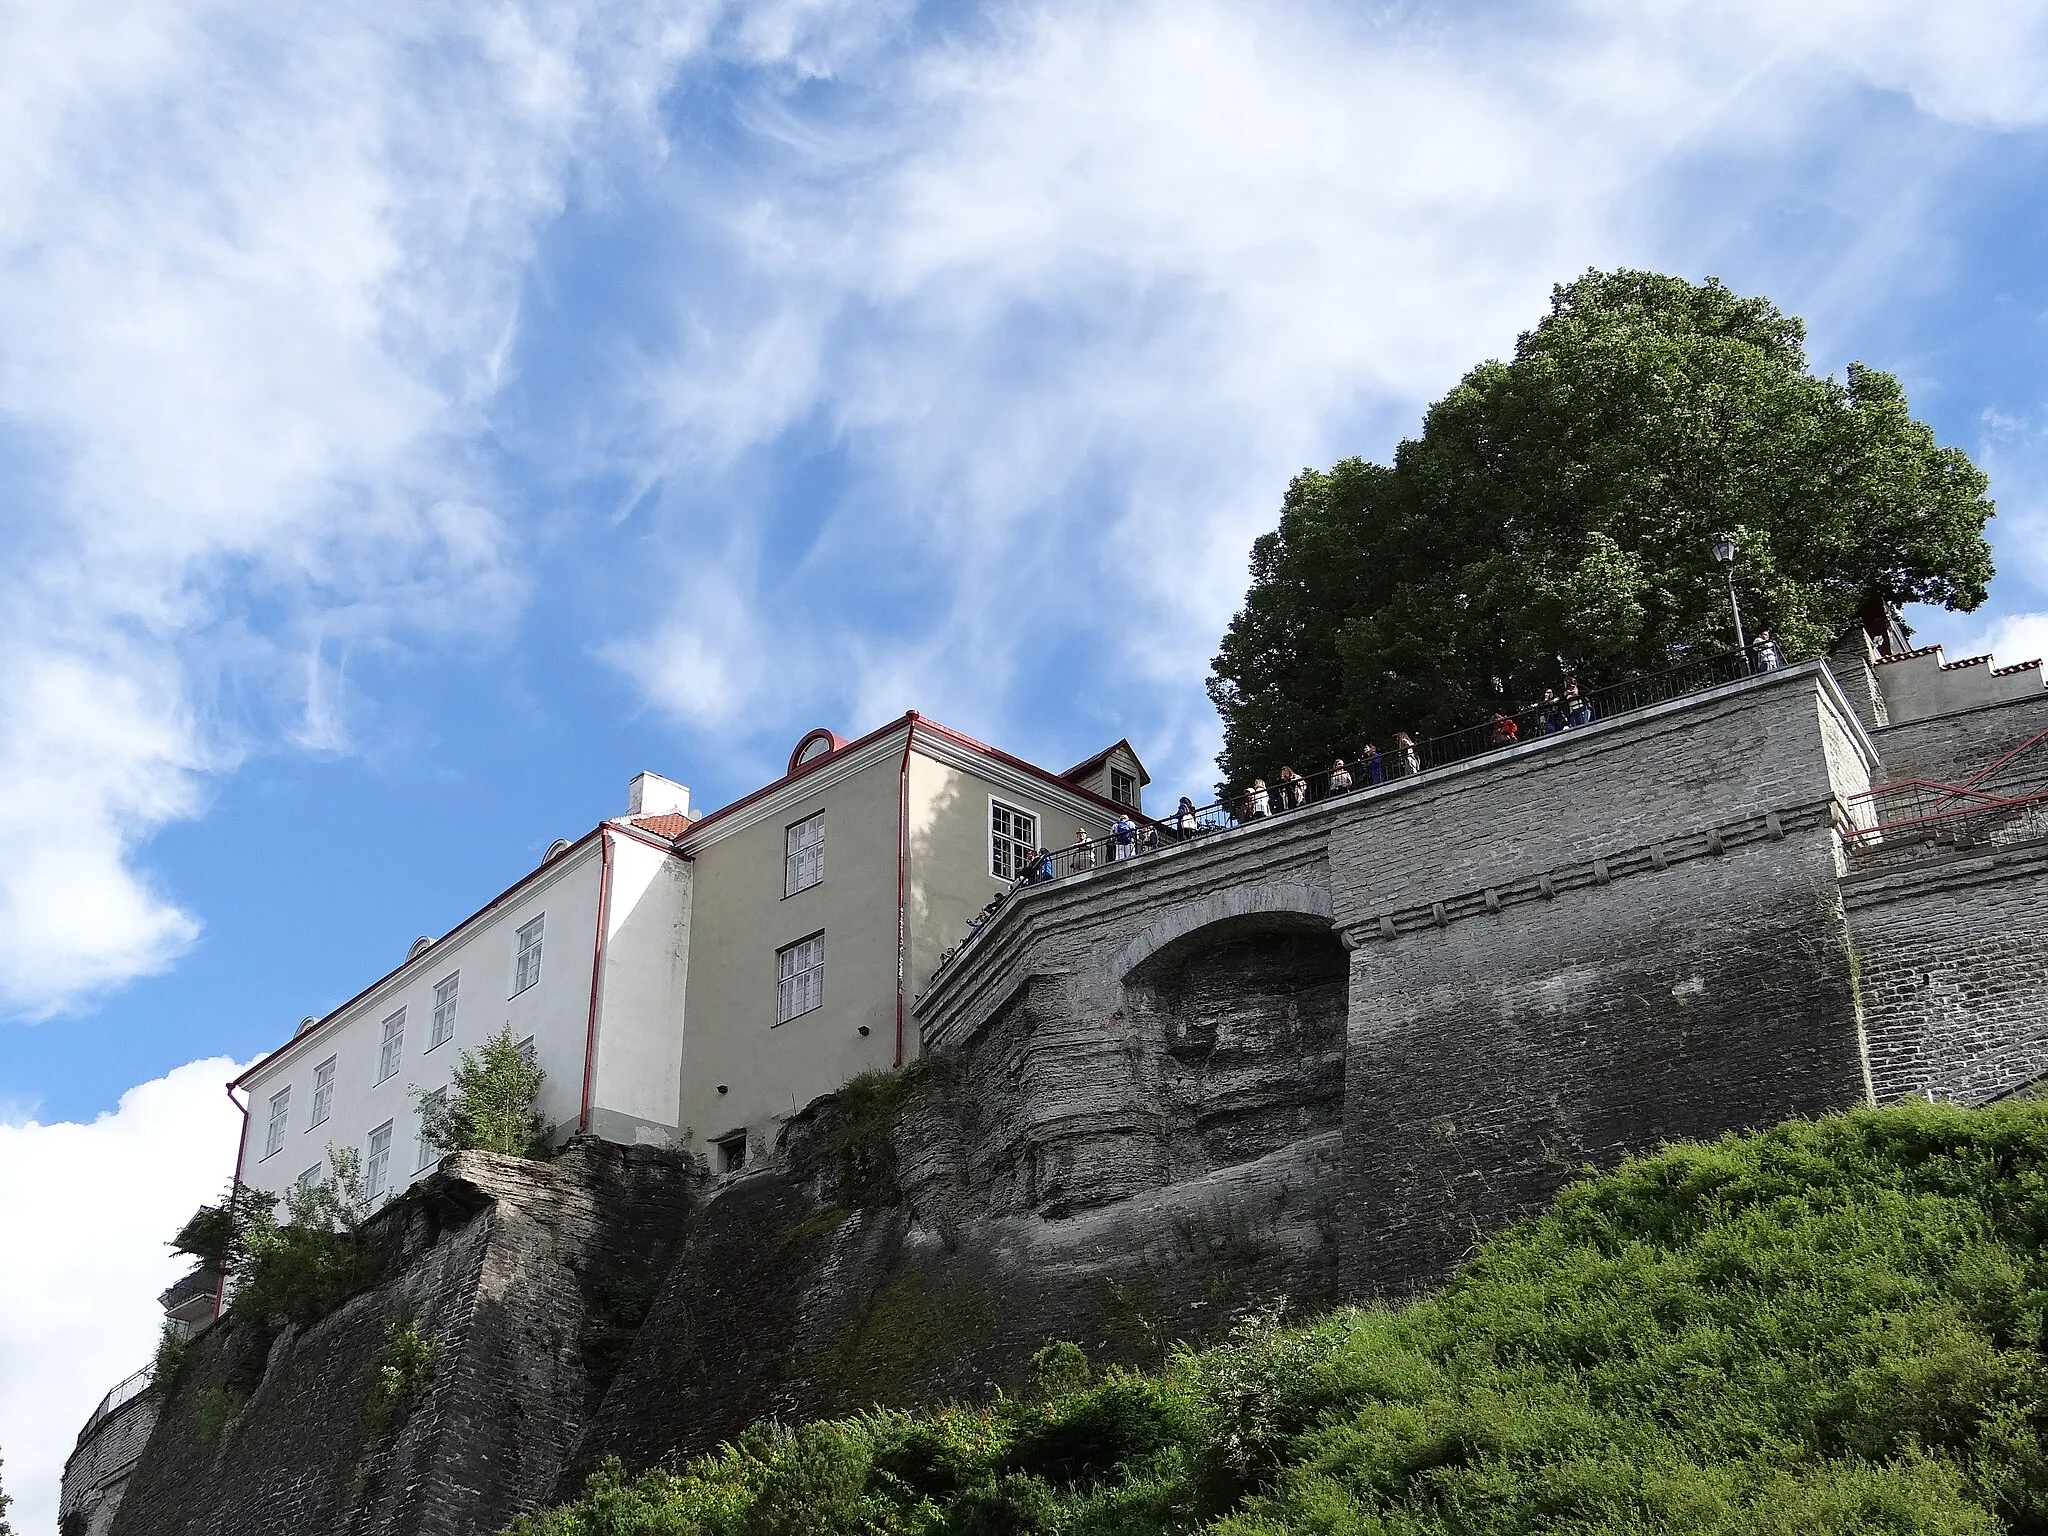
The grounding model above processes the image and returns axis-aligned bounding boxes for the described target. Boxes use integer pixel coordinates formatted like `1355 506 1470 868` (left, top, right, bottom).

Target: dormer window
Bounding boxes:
1110 768 1137 806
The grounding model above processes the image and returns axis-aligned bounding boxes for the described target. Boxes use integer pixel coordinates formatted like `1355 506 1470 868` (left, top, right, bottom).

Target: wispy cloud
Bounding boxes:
0 0 713 1015
591 0 2048 794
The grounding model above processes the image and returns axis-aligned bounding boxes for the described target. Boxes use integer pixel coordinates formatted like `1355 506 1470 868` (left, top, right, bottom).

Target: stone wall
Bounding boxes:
1845 838 2048 1104
1871 693 2048 787
111 1142 698 1536
61 1391 160 1536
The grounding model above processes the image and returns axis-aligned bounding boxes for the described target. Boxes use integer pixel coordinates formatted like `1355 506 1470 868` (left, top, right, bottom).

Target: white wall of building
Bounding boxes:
234 837 605 1208
587 831 693 1147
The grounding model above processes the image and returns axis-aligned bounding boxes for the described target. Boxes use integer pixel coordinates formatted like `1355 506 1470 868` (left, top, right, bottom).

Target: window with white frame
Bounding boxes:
416 1088 446 1171
295 1162 323 1196
377 1009 406 1083
516 1035 536 1066
513 916 545 995
1110 768 1137 806
310 1057 336 1127
990 800 1038 881
776 933 824 1023
367 1121 393 1200
430 973 459 1049
263 1086 291 1159
784 812 825 896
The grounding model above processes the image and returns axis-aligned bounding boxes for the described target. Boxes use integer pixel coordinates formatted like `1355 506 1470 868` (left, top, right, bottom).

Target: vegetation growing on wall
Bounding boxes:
417 1025 548 1158
1209 269 1997 785
171 1148 383 1330
0 1448 12 1536
510 1101 2048 1534
368 1311 437 1427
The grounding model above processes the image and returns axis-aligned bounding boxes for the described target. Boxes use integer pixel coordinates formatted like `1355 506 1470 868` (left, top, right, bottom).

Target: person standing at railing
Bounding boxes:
1360 744 1384 784
1073 828 1096 870
1174 796 1199 839
1034 847 1055 881
1489 712 1518 747
1537 689 1566 734
1563 681 1593 728
1112 811 1138 860
1328 758 1353 794
1247 779 1272 818
1392 733 1421 776
1751 630 1785 672
1278 765 1306 809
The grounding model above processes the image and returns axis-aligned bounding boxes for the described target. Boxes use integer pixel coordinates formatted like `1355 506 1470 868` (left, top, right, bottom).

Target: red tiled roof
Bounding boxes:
628 812 693 840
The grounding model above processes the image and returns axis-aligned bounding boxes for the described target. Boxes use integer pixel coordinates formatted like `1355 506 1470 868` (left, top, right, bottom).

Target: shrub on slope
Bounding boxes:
512 1104 2048 1535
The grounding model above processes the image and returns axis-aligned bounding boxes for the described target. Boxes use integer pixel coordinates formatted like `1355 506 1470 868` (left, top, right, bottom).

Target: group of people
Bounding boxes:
1238 731 1422 821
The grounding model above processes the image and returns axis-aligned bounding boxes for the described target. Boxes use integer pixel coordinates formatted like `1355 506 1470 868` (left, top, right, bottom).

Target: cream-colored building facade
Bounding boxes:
674 713 1144 1167
227 712 1146 1202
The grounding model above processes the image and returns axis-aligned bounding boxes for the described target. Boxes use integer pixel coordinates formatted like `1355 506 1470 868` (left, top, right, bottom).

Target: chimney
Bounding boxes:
628 772 690 818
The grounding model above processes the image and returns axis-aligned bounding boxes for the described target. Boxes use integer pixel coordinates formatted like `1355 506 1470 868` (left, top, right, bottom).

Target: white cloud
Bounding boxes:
0 1057 245 1536
588 0 2048 796
0 0 714 1016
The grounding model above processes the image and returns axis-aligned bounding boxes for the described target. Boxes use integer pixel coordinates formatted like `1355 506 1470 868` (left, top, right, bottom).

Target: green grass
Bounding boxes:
510 1102 2048 1535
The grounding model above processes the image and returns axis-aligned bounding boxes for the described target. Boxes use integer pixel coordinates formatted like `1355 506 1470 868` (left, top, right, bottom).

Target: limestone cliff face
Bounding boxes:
111 1143 699 1536
567 926 1350 1483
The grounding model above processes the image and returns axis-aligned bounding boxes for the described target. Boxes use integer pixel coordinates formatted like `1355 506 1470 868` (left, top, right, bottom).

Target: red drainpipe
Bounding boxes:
216 1084 248 1319
579 828 615 1135
895 714 916 1067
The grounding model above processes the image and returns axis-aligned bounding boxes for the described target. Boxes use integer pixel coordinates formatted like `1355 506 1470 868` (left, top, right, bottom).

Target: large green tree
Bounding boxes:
1209 270 1995 788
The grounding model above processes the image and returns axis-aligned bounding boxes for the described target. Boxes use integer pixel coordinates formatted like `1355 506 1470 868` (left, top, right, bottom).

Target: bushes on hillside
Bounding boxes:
511 1102 2048 1535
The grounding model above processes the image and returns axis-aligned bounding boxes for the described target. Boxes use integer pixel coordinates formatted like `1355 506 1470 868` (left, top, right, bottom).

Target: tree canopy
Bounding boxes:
1208 270 1995 788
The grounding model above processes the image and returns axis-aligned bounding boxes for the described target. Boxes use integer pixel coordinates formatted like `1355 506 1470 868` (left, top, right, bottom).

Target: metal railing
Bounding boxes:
1843 727 2048 854
77 1366 153 1445
934 646 1762 974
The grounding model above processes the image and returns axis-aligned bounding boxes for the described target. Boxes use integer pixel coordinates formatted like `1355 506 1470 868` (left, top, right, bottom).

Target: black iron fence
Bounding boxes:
935 646 1765 973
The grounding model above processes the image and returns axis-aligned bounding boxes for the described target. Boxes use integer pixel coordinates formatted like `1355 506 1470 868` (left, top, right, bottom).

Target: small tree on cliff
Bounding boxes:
1208 269 1995 784
415 1026 546 1159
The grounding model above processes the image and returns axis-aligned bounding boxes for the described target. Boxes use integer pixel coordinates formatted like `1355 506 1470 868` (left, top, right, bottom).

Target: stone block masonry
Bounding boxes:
1846 837 2048 1105
111 1141 699 1536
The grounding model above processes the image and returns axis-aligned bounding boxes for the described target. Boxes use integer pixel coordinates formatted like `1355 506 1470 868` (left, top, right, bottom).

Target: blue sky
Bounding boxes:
8 0 2048 1525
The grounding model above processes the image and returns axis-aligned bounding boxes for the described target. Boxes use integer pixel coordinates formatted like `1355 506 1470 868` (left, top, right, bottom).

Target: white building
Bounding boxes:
230 722 1144 1209
231 772 695 1209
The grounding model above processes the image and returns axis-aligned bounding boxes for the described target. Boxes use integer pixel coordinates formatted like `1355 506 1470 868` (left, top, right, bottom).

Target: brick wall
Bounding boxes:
1845 839 2048 1104
1872 693 2048 786
110 1141 699 1536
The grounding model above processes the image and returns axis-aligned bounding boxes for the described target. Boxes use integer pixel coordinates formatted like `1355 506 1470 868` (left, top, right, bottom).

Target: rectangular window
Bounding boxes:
295 1163 323 1195
1110 768 1137 806
310 1057 336 1127
990 800 1039 881
711 1130 748 1174
513 916 545 995
516 1035 536 1066
776 933 825 1023
377 1009 406 1083
262 1087 291 1159
367 1121 393 1200
430 973 459 1049
784 812 825 896
415 1088 446 1171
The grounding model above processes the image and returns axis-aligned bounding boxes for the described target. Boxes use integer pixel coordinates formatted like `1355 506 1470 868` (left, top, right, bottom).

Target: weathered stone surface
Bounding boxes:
1846 837 2048 1104
111 1141 699 1536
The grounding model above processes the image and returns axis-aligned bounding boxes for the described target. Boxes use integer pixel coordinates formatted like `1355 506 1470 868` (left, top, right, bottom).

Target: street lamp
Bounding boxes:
1713 535 1748 667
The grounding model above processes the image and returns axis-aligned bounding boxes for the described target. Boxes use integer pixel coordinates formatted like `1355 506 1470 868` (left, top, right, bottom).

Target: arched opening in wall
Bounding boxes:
1123 914 1347 1181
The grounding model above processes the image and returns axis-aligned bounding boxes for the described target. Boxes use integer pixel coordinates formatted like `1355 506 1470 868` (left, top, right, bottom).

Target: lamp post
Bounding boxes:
1713 535 1749 669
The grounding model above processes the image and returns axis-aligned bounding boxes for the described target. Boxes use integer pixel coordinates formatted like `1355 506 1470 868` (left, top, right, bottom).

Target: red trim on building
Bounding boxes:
579 829 615 1135
217 1084 248 1319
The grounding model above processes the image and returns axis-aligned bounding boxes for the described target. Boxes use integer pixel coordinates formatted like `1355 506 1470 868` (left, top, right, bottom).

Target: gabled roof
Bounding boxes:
1062 737 1151 787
